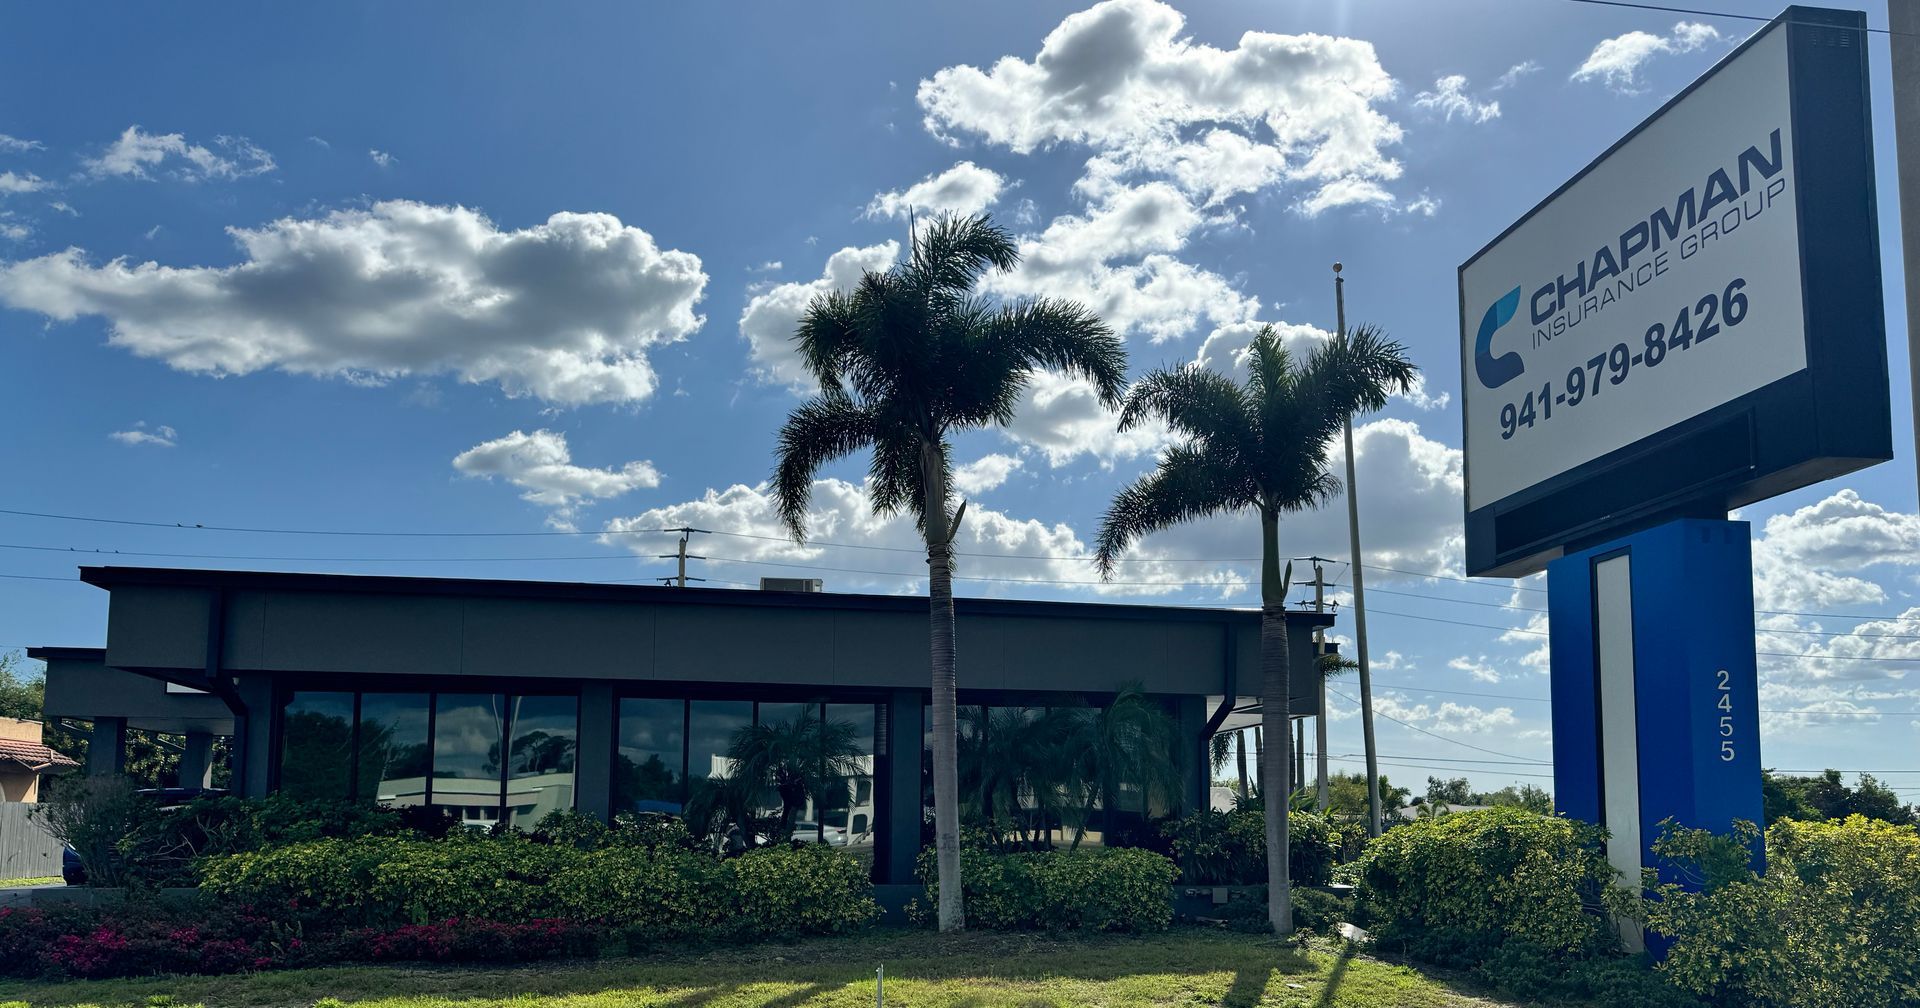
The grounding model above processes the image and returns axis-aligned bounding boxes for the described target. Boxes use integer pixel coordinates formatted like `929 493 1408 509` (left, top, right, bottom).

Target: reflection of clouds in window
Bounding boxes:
357 693 429 805
433 693 504 780
690 700 751 780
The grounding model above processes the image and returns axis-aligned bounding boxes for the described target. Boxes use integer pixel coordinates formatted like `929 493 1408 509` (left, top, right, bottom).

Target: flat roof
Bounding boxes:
75 565 1336 628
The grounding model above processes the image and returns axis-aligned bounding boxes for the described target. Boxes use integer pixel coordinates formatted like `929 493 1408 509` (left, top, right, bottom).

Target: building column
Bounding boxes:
87 717 126 777
1177 696 1209 814
880 690 924 886
233 674 275 798
575 682 615 822
177 731 215 790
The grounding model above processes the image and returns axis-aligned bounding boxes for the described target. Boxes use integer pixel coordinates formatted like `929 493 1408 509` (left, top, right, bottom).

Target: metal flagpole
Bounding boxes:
1336 263 1384 837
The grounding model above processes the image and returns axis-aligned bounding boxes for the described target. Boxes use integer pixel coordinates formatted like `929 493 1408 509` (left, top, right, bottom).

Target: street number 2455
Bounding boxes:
1716 668 1736 762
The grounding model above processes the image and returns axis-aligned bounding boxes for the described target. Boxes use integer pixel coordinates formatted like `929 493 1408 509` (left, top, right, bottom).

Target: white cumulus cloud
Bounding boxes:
85 126 275 181
1413 75 1500 123
866 161 1007 220
738 241 899 391
0 171 46 195
454 429 661 510
1572 21 1721 94
0 200 709 405
917 0 1404 214
952 453 1024 495
107 422 176 447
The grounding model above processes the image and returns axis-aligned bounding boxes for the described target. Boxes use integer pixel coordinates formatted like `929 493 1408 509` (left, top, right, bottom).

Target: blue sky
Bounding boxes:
2 0 1915 802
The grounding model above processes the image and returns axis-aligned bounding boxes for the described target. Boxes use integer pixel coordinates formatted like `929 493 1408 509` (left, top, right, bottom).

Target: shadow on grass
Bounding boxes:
0 929 1463 1008
1312 941 1358 1008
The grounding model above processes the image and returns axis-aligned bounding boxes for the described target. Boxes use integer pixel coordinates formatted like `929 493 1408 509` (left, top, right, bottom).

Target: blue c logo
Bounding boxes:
1474 286 1524 390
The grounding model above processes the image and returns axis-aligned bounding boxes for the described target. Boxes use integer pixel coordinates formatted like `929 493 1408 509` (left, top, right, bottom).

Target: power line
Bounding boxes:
1368 680 1920 717
1560 0 1905 35
1326 685 1541 762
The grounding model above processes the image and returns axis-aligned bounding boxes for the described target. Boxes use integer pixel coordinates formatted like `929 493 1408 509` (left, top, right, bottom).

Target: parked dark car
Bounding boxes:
61 786 229 885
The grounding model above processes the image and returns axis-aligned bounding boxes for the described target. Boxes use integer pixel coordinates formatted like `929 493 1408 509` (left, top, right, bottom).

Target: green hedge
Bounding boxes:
1339 806 1620 958
917 847 1177 932
1643 815 1920 1008
200 832 876 940
1160 806 1337 886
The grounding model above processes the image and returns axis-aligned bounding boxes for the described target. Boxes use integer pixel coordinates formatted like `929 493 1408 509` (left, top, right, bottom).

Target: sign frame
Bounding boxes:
1459 5 1889 578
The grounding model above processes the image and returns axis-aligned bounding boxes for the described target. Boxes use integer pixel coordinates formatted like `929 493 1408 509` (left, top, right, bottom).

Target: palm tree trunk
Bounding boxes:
922 440 964 931
1259 508 1294 936
1235 729 1250 800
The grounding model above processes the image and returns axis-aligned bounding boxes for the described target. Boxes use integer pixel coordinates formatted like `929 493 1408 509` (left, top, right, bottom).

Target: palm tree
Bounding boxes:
773 212 1126 931
1094 324 1415 936
1060 682 1183 848
684 713 865 850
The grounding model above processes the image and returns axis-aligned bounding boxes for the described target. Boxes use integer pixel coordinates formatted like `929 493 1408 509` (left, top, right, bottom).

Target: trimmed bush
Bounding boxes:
918 847 1177 932
1339 806 1620 959
1642 815 1920 1008
200 830 876 941
1159 806 1337 886
727 844 879 936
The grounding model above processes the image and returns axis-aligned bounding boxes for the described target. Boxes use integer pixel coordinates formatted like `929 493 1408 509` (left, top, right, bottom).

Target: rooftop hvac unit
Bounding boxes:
759 577 824 593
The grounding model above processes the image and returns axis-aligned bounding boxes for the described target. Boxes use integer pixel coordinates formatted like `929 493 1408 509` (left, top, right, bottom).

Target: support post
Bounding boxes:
881 690 924 885
87 717 126 777
575 682 615 822
178 731 214 790
1888 0 1920 505
1548 518 1764 953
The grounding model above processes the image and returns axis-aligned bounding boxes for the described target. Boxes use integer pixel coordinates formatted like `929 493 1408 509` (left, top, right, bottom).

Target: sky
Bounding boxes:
1 0 1916 804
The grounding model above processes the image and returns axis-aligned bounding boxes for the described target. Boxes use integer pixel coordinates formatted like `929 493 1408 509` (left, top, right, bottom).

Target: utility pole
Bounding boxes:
1336 263 1384 837
655 527 707 587
1305 556 1332 812
1890 0 1920 505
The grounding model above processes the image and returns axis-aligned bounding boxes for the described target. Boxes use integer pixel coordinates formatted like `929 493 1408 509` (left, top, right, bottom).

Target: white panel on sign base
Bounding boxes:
1595 554 1644 954
1461 25 1804 511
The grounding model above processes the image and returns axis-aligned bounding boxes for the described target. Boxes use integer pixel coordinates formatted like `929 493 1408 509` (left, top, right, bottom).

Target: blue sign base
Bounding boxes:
1547 519 1764 931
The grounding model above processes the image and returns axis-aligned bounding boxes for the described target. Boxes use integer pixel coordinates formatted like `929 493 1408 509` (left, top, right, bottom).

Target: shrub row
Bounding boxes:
1159 806 1336 887
916 846 1177 932
0 902 605 979
1340 805 1620 958
1341 807 1920 1008
200 832 878 940
1644 814 1920 1008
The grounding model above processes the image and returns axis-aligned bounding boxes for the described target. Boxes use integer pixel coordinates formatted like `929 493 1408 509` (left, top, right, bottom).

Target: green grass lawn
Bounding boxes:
0 928 1534 1008
0 878 60 889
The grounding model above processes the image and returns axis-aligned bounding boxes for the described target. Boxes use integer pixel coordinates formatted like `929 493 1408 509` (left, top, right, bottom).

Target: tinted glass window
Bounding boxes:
280 692 353 801
614 698 685 815
355 693 430 806
506 695 577 831
433 693 505 828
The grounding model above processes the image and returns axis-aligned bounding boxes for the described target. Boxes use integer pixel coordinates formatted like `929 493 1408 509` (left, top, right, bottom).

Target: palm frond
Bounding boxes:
1094 443 1244 576
1117 364 1253 445
1300 324 1418 425
986 298 1127 408
772 392 878 541
909 212 1019 299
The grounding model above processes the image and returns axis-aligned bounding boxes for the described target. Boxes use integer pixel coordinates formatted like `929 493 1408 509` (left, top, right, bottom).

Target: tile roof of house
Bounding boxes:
0 736 79 771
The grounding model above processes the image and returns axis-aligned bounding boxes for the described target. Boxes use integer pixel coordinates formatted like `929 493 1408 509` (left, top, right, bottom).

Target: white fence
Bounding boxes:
0 804 61 880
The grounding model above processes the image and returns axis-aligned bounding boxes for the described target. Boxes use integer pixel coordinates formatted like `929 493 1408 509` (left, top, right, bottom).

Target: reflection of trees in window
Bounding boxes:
614 697 686 813
509 730 576 774
356 693 429 804
280 693 353 801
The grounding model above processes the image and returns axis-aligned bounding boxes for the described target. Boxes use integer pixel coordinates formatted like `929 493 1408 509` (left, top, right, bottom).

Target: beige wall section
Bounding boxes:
104 585 212 671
